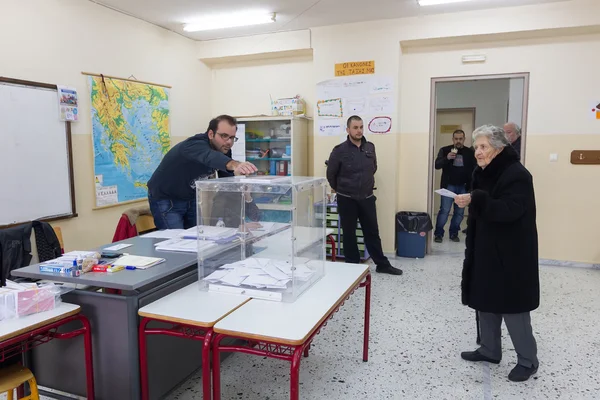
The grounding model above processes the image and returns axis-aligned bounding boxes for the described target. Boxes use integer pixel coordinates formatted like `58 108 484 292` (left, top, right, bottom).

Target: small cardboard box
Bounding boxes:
273 97 305 116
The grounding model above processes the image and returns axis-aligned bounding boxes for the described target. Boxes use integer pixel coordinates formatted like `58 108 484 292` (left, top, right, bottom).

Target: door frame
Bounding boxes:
426 73 530 254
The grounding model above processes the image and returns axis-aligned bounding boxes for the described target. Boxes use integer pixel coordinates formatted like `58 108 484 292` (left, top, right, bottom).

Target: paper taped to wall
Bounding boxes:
369 95 394 114
317 98 343 117
318 120 343 136
367 116 392 134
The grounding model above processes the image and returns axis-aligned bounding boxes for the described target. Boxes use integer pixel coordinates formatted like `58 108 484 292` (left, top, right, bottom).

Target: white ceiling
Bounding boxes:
91 0 568 41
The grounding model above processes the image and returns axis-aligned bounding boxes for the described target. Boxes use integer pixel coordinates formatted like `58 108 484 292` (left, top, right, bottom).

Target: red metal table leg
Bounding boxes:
212 333 225 400
303 343 310 358
290 346 304 400
0 314 95 399
139 318 151 400
361 273 371 362
327 234 336 262
78 315 95 400
202 329 213 400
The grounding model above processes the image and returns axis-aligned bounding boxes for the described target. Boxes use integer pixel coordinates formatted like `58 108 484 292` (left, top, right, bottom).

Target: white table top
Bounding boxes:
213 261 369 345
138 283 250 328
0 303 80 342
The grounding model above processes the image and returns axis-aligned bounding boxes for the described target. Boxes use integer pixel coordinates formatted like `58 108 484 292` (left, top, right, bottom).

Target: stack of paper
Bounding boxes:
154 238 217 253
248 222 277 233
203 257 315 289
141 229 184 239
180 226 238 240
111 255 165 269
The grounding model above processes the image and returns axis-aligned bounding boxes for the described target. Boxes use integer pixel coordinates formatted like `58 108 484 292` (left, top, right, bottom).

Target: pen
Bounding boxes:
125 266 137 270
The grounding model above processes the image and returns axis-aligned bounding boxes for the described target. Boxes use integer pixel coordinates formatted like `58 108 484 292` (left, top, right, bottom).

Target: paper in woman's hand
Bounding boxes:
435 189 457 198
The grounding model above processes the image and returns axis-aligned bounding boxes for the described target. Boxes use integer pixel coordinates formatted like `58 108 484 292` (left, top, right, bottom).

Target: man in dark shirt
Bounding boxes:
326 115 402 275
147 115 257 229
434 129 476 242
504 122 522 160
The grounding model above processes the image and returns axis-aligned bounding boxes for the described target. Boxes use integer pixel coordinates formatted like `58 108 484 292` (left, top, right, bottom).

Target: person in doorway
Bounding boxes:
455 124 540 382
147 115 257 230
326 115 402 275
503 122 522 159
433 129 476 242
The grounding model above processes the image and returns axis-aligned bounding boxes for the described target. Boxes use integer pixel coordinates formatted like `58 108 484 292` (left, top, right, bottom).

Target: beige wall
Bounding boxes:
1 0 210 251
400 34 600 264
199 0 600 263
210 55 315 117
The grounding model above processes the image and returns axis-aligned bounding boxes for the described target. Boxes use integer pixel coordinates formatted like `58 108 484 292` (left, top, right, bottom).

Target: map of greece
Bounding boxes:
89 76 170 207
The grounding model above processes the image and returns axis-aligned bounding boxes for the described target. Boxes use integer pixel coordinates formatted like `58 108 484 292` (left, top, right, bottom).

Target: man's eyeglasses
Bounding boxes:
216 132 239 143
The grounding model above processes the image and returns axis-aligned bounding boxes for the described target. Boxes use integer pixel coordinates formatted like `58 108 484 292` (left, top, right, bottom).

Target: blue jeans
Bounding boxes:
148 197 197 230
435 184 467 238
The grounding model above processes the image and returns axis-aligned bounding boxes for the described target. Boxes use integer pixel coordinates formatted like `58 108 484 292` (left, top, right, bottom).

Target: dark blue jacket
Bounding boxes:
326 136 377 200
147 133 234 200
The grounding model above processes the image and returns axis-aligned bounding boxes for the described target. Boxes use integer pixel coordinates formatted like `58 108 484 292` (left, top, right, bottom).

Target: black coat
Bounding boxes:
0 223 33 286
434 145 476 190
461 145 540 314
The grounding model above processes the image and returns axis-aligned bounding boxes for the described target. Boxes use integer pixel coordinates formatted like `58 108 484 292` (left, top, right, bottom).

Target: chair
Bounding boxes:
52 226 64 254
135 215 155 235
0 365 39 400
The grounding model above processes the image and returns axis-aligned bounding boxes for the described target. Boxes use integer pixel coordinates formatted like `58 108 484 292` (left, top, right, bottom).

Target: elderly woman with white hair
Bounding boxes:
454 124 540 382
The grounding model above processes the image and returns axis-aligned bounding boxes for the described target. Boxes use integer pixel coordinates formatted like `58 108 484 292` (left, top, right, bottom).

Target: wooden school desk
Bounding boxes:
137 285 249 400
0 303 94 399
212 261 371 400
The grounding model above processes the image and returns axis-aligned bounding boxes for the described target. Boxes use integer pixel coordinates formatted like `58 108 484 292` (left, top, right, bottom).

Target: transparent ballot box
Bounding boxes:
195 176 327 302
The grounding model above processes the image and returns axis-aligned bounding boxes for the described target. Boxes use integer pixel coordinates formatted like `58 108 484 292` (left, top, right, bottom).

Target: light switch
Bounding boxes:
549 153 558 162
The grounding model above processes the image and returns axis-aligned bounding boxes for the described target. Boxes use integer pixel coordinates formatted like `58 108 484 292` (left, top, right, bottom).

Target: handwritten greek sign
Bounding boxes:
335 60 375 77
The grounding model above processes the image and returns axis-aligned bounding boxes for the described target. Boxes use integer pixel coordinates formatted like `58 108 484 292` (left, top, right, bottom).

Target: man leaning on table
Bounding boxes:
147 114 257 230
326 115 402 276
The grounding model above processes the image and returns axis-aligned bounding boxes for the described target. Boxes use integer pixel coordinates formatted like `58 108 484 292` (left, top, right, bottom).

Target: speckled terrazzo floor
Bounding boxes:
7 248 599 400
162 251 600 400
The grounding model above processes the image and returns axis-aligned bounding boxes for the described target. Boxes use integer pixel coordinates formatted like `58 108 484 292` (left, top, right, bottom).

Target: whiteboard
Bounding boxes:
0 79 76 226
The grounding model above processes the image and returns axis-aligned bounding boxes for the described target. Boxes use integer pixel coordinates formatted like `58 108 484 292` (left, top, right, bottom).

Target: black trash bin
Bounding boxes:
395 212 433 258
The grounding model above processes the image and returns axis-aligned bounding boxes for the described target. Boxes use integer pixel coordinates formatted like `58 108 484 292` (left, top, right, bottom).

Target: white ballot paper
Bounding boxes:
435 189 457 199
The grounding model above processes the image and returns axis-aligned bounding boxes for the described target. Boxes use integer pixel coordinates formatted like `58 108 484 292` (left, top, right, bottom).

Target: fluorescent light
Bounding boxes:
183 11 276 32
418 0 479 6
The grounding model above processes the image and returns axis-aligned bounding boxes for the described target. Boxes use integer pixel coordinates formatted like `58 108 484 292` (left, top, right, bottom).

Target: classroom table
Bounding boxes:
137 285 249 400
0 303 94 399
212 261 371 400
11 236 201 400
9 224 325 399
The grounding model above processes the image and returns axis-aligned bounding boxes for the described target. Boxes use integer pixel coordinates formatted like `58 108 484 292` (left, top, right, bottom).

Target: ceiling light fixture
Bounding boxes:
418 0 479 6
183 11 276 32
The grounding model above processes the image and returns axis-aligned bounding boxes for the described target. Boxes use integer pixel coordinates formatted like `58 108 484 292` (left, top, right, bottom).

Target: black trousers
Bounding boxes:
337 195 389 266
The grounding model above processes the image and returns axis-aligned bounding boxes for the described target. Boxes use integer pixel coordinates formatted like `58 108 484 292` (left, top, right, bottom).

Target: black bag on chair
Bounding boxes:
0 223 33 287
32 221 62 262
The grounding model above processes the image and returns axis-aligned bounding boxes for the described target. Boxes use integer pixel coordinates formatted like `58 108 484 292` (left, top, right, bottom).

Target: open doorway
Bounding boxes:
427 73 530 254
